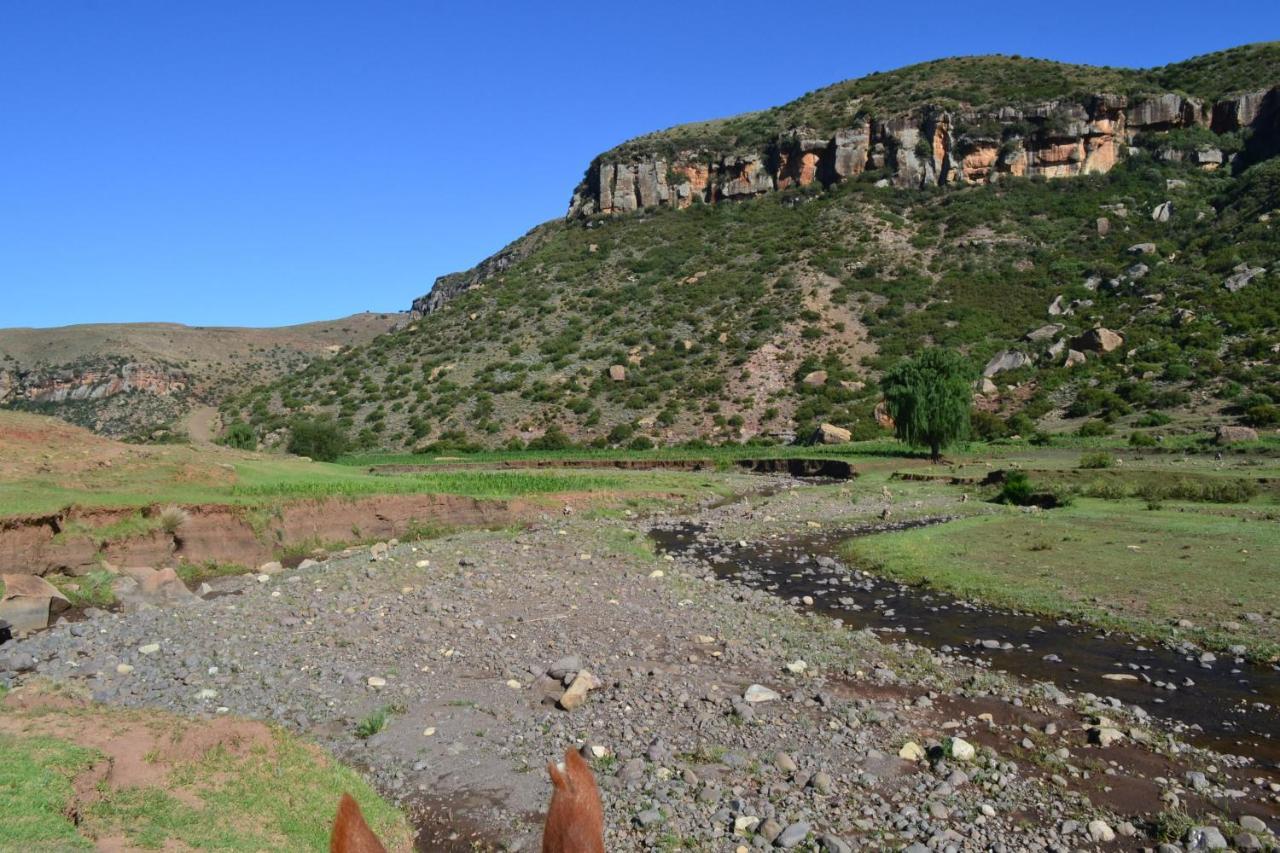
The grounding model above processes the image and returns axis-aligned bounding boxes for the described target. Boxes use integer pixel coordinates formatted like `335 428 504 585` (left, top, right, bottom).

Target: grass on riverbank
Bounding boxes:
0 686 412 851
844 499 1280 659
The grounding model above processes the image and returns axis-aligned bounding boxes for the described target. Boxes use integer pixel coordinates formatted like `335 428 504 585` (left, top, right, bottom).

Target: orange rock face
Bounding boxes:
960 145 999 182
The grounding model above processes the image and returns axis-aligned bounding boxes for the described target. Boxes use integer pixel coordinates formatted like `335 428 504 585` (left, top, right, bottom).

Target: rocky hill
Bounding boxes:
568 45 1280 217
230 45 1280 452
0 314 403 439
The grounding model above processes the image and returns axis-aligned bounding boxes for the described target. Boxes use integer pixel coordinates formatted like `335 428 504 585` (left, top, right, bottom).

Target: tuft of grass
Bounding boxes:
46 570 118 609
174 561 248 586
354 706 393 739
157 505 189 535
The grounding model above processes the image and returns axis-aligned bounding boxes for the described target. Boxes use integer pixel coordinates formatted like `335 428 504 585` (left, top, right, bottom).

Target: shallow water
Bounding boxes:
651 519 1280 770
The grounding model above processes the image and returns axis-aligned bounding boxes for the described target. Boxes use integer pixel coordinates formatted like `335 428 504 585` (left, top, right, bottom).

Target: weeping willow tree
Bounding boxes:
881 348 974 461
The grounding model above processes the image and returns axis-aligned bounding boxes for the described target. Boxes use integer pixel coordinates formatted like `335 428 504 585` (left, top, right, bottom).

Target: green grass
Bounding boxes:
0 706 413 851
0 452 716 518
46 570 119 609
175 560 251 586
845 499 1280 658
354 706 393 739
0 734 101 848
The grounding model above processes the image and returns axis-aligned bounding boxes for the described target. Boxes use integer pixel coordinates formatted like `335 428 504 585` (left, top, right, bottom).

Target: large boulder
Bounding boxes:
813 423 852 445
1223 263 1265 293
1152 201 1173 222
112 566 200 612
607 364 627 382
1072 327 1124 354
801 370 828 387
983 350 1032 377
873 401 895 430
0 574 70 633
1024 323 1064 343
1215 425 1259 445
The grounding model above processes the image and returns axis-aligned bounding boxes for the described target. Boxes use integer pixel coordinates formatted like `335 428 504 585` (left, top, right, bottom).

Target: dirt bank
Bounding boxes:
0 492 592 575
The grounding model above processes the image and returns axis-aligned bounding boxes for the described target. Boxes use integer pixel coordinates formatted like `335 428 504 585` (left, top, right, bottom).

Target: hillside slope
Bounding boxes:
0 313 402 439
231 46 1280 451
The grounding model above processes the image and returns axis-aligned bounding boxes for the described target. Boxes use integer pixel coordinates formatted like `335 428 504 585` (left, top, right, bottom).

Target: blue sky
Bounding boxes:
2 1 1277 328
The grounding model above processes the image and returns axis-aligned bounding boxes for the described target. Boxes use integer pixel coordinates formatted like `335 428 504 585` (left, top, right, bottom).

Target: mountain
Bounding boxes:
0 314 403 439
230 45 1280 451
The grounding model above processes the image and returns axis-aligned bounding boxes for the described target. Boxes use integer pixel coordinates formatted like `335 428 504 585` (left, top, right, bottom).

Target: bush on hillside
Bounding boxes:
287 415 349 462
220 420 256 450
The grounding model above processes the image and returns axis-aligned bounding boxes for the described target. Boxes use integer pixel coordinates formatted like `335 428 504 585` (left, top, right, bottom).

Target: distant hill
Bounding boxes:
0 313 403 439
221 45 1280 450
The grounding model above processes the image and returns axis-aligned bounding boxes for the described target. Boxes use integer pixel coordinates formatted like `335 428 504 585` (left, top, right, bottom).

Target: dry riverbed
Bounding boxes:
2 490 1278 851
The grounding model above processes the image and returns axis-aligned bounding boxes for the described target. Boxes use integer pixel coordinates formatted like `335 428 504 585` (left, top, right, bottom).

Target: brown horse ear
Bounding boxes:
562 748 595 790
547 758 569 791
330 793 388 853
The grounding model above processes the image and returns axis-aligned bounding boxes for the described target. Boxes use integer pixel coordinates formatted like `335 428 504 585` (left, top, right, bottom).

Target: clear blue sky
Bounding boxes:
2 1 1276 328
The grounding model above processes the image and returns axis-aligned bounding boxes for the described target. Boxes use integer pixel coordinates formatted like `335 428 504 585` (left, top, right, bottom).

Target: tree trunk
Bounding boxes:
930 440 941 463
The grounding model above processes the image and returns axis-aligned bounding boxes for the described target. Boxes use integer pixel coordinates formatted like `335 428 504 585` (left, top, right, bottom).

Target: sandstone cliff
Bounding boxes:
568 88 1279 217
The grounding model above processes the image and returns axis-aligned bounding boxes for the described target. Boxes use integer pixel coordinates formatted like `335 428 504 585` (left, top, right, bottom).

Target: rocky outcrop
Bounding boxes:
568 88 1280 217
409 225 549 318
2 361 188 404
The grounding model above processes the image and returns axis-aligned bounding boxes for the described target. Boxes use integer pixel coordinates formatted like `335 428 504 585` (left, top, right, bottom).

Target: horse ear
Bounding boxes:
330 793 387 853
562 748 595 789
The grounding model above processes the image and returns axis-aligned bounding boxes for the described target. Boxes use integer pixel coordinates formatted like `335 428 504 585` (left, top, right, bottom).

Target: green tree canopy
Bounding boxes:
881 348 974 461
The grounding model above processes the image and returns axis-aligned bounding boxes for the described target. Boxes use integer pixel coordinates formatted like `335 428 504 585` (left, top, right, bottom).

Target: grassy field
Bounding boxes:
0 686 412 850
845 499 1280 659
0 411 739 517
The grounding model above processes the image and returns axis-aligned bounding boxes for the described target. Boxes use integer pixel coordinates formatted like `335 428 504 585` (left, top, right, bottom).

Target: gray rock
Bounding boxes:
819 834 852 853
982 350 1031 377
633 808 663 828
1223 263 1266 293
1239 815 1267 834
776 822 811 848
1186 826 1228 850
546 655 582 680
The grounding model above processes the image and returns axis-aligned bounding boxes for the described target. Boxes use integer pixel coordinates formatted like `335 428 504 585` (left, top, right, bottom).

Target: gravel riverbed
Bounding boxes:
3 490 1278 851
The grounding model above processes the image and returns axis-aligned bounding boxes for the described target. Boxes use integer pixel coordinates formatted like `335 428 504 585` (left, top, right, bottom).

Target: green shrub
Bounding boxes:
1084 478 1128 500
527 426 573 451
220 420 257 450
969 410 1008 441
1079 451 1114 469
1129 431 1158 448
996 471 1034 506
1077 420 1112 437
286 416 350 462
1244 404 1279 427
1135 412 1172 427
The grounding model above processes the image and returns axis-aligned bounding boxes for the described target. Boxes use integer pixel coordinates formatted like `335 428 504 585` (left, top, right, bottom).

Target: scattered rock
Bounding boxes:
1216 425 1259 445
1223 263 1265 293
743 684 780 704
983 350 1031 377
813 423 851 445
558 669 601 710
0 574 69 632
898 741 925 762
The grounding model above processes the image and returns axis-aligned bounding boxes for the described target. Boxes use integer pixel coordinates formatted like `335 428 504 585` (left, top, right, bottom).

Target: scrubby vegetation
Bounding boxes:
220 46 1278 457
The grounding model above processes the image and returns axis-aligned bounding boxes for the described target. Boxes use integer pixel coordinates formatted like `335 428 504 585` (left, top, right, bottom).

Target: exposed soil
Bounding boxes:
0 491 614 576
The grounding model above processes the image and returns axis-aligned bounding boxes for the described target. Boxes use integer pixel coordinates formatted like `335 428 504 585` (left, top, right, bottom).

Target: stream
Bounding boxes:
651 519 1280 771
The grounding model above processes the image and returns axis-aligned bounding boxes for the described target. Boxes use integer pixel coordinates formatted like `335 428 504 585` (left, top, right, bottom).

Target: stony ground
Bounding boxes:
3 484 1279 851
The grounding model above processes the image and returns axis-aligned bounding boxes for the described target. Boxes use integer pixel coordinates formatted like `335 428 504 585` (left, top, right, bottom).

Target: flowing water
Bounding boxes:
651 519 1280 770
